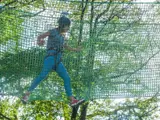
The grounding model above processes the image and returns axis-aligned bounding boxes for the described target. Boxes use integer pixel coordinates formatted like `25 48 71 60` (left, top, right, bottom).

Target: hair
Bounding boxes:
58 16 71 29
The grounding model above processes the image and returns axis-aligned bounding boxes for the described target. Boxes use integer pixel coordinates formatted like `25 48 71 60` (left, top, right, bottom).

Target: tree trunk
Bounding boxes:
80 102 89 120
71 106 79 120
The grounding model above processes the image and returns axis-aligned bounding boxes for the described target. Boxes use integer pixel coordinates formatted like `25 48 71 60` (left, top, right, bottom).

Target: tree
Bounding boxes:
0 7 23 45
87 95 160 120
1 0 160 119
67 0 160 118
0 95 159 120
0 97 19 120
0 0 46 44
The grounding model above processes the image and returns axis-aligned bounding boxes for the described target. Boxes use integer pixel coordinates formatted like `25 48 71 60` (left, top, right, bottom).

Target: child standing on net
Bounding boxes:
22 16 85 107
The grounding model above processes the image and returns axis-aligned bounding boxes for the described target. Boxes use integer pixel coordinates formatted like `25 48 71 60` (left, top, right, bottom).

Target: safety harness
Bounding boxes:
45 47 63 70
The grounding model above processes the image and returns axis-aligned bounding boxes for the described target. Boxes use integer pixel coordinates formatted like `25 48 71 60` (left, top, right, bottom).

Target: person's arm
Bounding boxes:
64 43 81 52
37 32 50 46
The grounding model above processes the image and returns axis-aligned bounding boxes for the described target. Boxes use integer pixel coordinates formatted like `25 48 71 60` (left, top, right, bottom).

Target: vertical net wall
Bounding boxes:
0 1 160 101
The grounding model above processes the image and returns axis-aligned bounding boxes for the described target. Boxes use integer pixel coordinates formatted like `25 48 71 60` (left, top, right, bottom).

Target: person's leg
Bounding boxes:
28 56 54 91
56 62 85 107
22 56 55 103
56 62 72 97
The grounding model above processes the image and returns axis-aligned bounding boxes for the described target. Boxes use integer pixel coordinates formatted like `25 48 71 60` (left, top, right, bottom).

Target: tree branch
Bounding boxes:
0 0 17 13
0 113 11 120
103 49 160 84
97 4 133 37
89 0 94 37
93 0 112 33
0 0 45 17
123 49 160 83
78 0 88 45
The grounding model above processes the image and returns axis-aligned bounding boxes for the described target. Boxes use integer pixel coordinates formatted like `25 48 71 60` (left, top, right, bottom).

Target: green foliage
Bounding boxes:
0 98 72 120
0 1 160 119
0 48 45 80
87 97 160 120
0 98 19 120
67 0 158 100
0 0 159 101
0 96 159 120
0 10 24 44
0 48 46 96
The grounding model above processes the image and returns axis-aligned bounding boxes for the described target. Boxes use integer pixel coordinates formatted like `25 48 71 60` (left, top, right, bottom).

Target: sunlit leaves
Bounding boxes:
87 97 159 120
0 10 24 44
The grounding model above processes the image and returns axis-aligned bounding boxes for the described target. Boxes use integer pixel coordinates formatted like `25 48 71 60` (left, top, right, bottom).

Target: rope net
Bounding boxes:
0 1 160 101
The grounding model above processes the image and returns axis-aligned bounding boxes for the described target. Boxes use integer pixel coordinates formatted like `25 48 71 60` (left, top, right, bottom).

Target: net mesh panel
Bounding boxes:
0 1 160 101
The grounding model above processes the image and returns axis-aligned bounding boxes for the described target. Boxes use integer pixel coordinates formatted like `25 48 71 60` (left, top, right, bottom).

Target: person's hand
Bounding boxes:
37 39 45 46
74 46 82 52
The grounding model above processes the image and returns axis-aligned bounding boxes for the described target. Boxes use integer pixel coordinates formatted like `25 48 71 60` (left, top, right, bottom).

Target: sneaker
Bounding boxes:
21 92 30 104
70 97 85 107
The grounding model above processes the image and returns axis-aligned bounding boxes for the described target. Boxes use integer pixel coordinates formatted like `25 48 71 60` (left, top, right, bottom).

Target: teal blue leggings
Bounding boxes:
28 50 72 97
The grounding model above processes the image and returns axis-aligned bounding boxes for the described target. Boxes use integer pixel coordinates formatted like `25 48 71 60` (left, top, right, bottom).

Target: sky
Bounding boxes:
137 0 155 2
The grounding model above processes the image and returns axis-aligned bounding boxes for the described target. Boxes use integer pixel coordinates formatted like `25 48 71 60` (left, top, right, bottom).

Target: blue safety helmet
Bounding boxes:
58 16 71 28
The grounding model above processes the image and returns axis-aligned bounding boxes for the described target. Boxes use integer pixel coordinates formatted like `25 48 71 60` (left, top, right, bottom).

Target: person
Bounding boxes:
22 16 85 107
